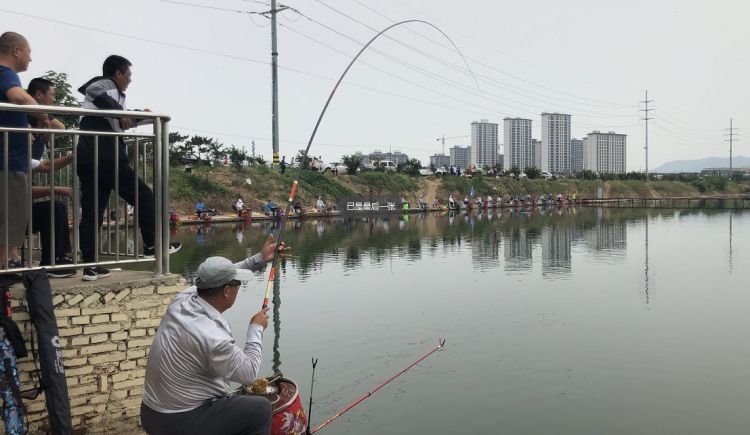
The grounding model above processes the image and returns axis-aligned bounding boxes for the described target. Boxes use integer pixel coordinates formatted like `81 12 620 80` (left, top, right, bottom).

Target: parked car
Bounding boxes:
541 171 553 180
418 167 433 176
377 160 397 172
434 167 447 176
179 153 200 165
326 162 349 174
358 161 376 172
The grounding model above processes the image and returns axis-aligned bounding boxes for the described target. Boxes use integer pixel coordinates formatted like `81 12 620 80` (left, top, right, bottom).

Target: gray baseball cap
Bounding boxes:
195 256 254 289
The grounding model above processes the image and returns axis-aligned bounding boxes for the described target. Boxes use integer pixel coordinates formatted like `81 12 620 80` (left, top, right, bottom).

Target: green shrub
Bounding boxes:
171 170 230 200
354 172 417 193
298 170 353 199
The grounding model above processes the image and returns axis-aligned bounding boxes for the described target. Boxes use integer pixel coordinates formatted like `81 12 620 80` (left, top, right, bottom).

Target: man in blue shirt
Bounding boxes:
0 31 49 269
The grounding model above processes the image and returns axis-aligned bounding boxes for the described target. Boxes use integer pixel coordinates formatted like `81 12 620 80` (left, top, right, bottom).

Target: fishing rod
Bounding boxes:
260 19 480 310
309 338 446 434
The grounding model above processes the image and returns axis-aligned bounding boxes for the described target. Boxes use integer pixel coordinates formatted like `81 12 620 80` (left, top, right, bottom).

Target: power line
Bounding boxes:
347 0 637 107
159 0 261 14
153 0 640 121
277 21 527 117
0 7 492 117
0 8 269 65
302 0 637 114
279 19 638 124
388 0 641 96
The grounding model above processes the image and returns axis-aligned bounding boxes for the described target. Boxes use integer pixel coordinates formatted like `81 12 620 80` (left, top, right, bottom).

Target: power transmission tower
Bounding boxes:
251 139 256 158
261 1 289 169
724 118 739 180
639 90 653 177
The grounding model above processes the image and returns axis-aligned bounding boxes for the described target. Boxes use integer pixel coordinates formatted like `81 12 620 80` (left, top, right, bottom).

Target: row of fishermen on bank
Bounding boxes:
0 31 181 280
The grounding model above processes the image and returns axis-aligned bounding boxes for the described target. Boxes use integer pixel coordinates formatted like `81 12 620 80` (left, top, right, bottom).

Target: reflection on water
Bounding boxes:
158 207 668 281
119 207 750 434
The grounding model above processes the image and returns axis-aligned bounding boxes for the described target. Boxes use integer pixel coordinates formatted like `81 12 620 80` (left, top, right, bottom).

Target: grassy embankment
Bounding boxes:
169 165 750 215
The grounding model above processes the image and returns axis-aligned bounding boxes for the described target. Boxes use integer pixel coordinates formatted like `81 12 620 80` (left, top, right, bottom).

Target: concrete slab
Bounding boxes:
8 269 182 295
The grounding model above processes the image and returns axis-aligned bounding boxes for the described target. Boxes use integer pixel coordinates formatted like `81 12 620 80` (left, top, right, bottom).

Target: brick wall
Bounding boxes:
3 275 185 434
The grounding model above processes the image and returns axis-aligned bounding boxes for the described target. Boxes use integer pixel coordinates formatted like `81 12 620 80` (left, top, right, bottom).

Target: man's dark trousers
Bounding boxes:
31 200 71 265
77 160 155 262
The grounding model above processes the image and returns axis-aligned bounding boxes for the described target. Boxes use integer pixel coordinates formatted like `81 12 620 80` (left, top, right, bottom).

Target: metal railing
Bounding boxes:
0 102 171 277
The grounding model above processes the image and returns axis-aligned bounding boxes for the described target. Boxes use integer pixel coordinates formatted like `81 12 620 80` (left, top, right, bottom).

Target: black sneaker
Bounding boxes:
168 241 182 254
48 268 77 279
82 266 111 281
143 242 182 258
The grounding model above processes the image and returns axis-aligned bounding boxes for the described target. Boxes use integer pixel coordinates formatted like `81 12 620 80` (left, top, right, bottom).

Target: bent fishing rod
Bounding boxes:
309 338 446 434
261 19 480 309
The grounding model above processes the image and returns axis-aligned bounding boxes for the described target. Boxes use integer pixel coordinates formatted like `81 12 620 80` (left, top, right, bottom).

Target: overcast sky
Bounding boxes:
4 0 748 169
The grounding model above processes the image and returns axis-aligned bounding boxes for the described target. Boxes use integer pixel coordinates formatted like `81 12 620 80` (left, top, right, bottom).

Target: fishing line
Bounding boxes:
260 19 480 309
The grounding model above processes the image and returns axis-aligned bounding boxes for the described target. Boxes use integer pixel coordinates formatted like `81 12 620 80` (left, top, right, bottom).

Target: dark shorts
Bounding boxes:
141 395 272 435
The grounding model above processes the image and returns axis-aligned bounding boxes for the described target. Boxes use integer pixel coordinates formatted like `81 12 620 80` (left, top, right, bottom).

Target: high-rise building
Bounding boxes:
541 113 571 174
532 139 542 170
503 118 533 171
470 120 498 169
429 153 450 168
449 145 471 169
583 131 626 174
571 138 584 173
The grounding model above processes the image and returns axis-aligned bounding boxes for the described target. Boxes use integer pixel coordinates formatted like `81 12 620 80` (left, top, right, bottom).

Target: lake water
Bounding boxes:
160 207 749 434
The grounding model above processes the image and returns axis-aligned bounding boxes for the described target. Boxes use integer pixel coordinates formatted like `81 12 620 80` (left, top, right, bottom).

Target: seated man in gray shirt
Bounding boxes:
142 237 286 435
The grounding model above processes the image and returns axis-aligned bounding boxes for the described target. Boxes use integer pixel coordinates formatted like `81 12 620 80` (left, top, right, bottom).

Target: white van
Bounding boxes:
377 160 397 172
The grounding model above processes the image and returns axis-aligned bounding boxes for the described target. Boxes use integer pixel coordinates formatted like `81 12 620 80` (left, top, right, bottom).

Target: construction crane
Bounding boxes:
436 134 470 155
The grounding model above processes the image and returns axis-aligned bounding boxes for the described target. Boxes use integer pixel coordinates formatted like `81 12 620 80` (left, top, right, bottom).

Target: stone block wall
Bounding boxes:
2 274 185 434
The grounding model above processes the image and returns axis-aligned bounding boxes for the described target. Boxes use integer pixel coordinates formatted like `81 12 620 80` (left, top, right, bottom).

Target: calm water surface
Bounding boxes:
157 208 749 434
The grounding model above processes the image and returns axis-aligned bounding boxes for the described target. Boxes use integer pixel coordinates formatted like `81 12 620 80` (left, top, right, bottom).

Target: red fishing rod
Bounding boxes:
309 339 446 434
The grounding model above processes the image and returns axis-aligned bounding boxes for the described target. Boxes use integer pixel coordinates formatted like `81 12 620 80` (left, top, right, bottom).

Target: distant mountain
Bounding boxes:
653 156 750 173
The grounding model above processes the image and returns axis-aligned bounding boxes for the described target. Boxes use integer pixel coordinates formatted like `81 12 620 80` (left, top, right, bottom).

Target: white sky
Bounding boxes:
4 0 748 169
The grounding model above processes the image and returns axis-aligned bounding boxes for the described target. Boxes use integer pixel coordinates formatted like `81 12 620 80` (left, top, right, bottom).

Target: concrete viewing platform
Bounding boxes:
5 269 186 433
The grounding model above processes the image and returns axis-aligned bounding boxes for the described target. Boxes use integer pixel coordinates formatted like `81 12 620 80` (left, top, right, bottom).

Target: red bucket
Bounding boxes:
239 377 307 435
270 378 307 435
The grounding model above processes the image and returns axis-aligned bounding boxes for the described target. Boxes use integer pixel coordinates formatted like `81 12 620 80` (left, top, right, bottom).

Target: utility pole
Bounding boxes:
251 139 256 158
262 1 289 169
724 118 739 180
639 90 653 178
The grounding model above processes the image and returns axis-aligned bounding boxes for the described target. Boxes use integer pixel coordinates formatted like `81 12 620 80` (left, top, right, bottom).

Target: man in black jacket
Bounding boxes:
77 55 180 281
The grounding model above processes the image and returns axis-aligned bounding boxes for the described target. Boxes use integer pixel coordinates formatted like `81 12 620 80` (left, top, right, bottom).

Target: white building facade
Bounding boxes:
470 120 499 169
503 118 533 171
583 131 626 174
541 113 571 174
532 139 542 170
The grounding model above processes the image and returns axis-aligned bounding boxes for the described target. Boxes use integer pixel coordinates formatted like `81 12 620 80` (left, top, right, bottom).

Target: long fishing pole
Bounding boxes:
260 19 480 310
310 338 445 434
